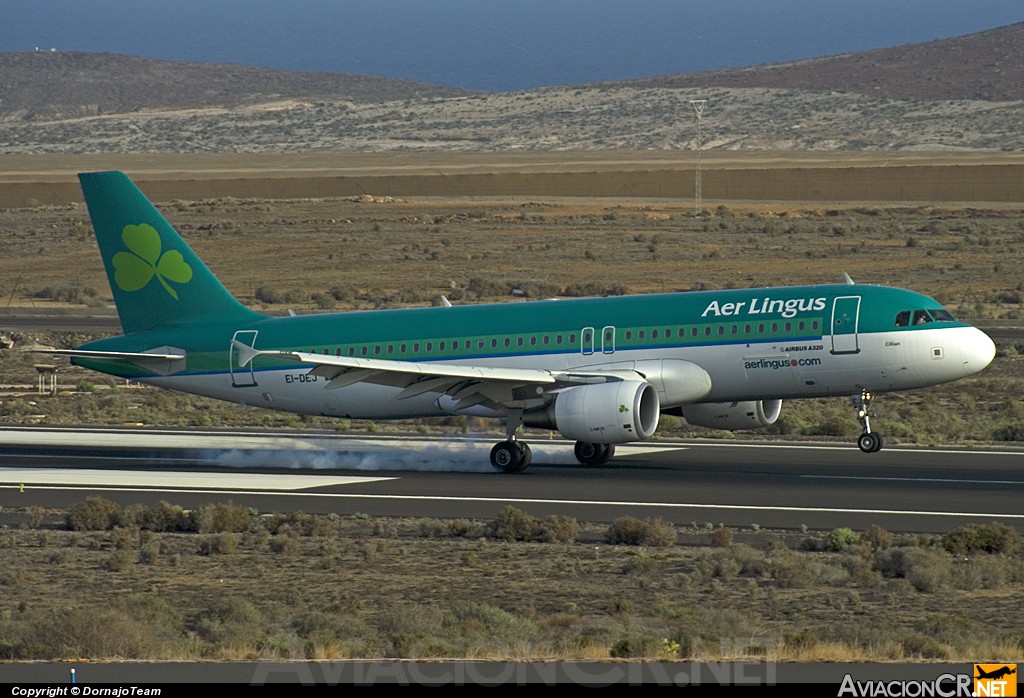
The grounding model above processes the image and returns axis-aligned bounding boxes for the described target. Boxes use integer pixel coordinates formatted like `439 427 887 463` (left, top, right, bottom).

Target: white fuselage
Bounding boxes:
143 324 993 421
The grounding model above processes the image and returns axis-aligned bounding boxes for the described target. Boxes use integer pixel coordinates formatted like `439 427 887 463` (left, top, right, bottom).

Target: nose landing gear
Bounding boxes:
852 390 883 453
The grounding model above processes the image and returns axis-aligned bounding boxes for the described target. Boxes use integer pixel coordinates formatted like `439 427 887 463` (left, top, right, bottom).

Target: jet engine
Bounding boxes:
679 399 782 430
524 380 660 444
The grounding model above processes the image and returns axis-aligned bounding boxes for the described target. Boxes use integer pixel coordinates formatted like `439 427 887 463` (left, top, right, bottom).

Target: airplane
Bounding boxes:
975 666 1016 680
41 171 997 473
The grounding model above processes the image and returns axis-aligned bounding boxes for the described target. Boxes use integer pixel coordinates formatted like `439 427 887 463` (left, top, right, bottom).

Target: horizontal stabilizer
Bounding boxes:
28 348 186 361
27 346 187 376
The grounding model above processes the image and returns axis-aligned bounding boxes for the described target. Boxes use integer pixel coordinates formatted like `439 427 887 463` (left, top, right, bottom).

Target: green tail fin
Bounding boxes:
79 171 266 334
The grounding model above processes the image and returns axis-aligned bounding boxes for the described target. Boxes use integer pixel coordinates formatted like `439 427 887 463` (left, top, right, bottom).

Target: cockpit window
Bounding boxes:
896 308 957 328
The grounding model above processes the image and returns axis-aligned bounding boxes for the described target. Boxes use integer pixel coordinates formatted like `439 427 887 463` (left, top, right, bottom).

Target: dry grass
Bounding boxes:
0 507 1020 662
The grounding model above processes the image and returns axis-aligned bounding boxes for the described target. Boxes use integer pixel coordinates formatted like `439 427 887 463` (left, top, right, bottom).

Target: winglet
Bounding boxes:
843 273 855 285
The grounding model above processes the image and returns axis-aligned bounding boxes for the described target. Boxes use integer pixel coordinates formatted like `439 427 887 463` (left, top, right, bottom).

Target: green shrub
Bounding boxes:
488 506 545 542
191 502 254 534
874 548 952 592
543 515 579 543
862 525 894 550
269 534 299 556
66 497 122 531
710 527 733 547
942 523 1021 555
824 527 860 552
610 633 660 658
127 501 194 533
605 517 676 547
197 533 239 556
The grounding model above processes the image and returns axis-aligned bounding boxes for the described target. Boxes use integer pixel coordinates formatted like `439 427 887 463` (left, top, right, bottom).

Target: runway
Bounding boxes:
2 427 1021 533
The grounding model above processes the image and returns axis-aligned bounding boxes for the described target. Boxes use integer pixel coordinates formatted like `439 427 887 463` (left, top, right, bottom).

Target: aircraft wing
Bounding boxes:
236 341 645 411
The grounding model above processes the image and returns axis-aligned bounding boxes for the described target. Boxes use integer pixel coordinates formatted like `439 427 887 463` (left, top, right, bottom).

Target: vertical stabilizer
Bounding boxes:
78 171 265 334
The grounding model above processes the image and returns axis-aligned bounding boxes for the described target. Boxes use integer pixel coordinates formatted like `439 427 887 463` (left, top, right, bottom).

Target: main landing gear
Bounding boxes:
488 438 616 472
489 439 532 473
574 441 616 466
852 389 883 453
490 411 533 473
488 411 618 472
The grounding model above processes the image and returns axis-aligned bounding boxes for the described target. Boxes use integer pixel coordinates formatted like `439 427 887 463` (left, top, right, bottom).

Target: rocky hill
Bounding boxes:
1 24 1022 152
0 52 473 121
623 22 1024 102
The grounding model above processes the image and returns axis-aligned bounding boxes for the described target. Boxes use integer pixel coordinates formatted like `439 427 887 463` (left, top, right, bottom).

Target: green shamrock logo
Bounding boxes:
619 404 628 413
113 224 193 299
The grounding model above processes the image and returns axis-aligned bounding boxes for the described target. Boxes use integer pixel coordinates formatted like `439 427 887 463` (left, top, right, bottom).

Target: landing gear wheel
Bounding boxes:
857 432 883 453
490 441 531 473
518 442 533 469
574 441 615 466
852 389 884 453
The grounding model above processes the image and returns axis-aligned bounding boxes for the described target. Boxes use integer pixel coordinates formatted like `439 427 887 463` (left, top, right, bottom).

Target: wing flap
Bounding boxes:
238 344 559 385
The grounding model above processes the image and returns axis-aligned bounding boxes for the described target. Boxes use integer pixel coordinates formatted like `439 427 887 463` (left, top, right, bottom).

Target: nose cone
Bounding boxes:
960 327 996 376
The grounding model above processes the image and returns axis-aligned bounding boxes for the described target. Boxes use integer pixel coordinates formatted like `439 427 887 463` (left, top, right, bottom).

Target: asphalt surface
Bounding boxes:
2 428 1021 534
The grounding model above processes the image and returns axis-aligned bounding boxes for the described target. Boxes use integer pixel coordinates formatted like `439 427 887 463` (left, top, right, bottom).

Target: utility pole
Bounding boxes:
690 99 707 213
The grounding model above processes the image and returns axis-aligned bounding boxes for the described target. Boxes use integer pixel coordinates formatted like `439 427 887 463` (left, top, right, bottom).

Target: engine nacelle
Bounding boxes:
679 399 782 430
524 380 660 444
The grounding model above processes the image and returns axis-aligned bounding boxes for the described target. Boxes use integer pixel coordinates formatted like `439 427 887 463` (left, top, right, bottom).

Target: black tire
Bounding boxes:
517 442 533 469
857 432 881 453
575 441 613 466
490 441 529 473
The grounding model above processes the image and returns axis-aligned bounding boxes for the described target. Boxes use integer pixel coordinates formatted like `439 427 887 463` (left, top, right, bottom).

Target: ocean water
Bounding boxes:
2 0 1022 91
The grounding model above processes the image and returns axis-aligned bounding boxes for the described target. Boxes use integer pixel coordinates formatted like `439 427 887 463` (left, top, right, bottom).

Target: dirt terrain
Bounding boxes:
2 152 1024 310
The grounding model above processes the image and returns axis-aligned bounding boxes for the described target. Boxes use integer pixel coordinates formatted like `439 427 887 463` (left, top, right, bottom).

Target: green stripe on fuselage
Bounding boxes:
76 283 962 379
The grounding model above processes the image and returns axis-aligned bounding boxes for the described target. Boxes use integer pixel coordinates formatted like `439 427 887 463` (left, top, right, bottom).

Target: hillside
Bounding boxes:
624 22 1024 102
0 52 473 121
1 25 1022 152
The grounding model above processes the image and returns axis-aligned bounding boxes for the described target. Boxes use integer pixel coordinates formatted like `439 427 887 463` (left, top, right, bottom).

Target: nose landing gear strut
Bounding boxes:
852 389 883 453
